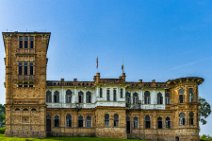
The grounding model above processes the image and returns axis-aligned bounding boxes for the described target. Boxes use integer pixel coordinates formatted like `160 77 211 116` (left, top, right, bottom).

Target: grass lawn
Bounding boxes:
0 134 145 141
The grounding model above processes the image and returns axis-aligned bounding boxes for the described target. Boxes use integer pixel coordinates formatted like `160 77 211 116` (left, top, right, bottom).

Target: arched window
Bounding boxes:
157 93 163 104
189 88 194 102
54 91 59 103
15 108 20 111
133 117 138 128
46 90 52 103
144 91 151 104
114 114 119 127
66 114 72 127
165 93 170 104
105 114 109 127
166 117 171 128
86 116 92 128
78 115 83 127
86 91 92 103
145 115 151 128
189 112 194 125
126 92 131 104
66 90 72 103
23 108 28 111
78 91 84 103
54 115 59 127
107 89 110 101
31 108 36 111
157 117 163 129
133 93 139 104
178 88 184 103
179 112 185 126
113 88 117 101
46 114 51 132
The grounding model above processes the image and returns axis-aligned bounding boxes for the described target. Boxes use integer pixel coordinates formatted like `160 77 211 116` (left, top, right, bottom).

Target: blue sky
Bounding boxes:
0 0 212 135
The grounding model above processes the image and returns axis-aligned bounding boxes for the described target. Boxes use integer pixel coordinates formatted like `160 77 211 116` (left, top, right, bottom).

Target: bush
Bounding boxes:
0 127 5 134
200 134 212 141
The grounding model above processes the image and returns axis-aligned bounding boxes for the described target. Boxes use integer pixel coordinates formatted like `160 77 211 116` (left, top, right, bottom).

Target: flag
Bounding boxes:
96 56 98 69
121 64 124 73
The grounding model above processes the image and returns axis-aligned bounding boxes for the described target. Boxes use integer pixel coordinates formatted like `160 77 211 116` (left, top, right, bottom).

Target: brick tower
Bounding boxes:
2 32 51 137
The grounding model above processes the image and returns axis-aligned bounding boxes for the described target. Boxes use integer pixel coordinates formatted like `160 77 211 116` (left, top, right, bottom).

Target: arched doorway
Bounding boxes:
175 136 179 141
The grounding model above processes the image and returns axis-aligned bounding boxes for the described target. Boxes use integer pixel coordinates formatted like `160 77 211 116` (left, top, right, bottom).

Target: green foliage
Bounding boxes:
0 104 5 127
0 134 145 141
199 97 211 125
200 134 212 141
0 127 5 134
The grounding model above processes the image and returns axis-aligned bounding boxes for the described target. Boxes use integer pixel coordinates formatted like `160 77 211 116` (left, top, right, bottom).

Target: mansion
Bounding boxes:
2 32 203 141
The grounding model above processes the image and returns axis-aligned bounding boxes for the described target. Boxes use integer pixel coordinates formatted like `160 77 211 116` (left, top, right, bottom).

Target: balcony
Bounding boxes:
16 48 35 55
18 75 34 82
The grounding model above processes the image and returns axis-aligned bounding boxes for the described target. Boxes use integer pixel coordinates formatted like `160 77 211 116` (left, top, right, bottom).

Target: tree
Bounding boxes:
0 104 5 127
199 97 211 125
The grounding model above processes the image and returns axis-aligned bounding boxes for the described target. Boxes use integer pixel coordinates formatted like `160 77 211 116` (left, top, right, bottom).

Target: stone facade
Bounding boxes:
2 31 204 141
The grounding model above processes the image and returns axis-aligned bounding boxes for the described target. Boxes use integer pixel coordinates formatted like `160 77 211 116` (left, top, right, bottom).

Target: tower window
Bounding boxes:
66 114 72 127
78 91 84 103
189 112 194 125
19 36 23 48
189 88 194 102
30 36 34 48
133 92 139 104
166 117 171 128
18 62 22 75
86 116 92 128
24 36 28 48
24 62 28 75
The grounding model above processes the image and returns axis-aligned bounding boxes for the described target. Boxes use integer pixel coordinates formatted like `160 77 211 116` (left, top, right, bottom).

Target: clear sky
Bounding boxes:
0 0 212 136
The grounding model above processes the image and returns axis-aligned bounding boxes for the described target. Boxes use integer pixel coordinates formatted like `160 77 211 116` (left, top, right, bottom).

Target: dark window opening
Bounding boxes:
100 88 103 98
78 91 84 103
114 114 119 127
166 117 171 128
86 91 92 103
133 117 138 128
113 89 117 101
145 115 151 128
157 117 163 129
30 62 33 75
189 112 194 125
18 62 22 75
24 37 28 48
54 91 59 103
105 114 109 127
78 115 83 127
157 93 163 104
120 88 123 98
54 115 59 127
66 114 72 127
144 91 151 104
19 36 23 48
30 36 34 48
107 89 110 101
24 62 28 75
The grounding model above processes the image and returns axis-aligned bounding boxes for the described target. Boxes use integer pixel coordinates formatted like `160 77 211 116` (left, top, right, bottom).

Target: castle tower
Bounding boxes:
2 32 51 137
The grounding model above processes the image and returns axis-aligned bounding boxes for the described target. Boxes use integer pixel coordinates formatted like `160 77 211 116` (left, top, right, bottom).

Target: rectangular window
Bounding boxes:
18 62 22 75
30 36 34 48
30 62 33 75
24 36 28 48
120 88 123 98
19 36 23 48
24 62 28 75
113 88 117 101
100 88 103 98
107 88 110 101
